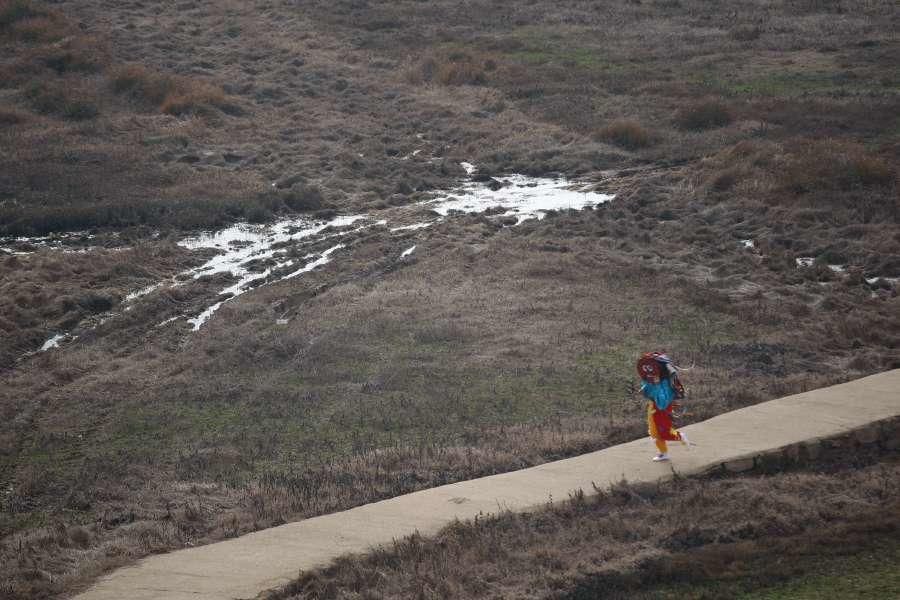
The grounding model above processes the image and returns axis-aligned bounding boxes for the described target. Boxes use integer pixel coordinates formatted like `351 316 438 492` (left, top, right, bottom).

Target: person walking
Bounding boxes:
637 351 690 461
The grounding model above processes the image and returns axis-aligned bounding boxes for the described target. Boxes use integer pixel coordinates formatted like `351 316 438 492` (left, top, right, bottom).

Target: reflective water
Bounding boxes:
22 163 616 340
425 174 613 225
180 216 368 330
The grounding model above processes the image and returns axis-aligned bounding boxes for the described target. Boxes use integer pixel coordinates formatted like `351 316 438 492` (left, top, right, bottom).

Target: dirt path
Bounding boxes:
75 370 900 600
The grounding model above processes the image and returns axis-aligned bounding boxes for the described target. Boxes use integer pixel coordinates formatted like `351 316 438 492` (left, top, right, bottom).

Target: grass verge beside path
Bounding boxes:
269 448 899 600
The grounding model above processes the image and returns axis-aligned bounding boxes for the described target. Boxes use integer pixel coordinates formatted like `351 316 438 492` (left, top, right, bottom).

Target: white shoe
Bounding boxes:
652 453 669 462
681 432 691 450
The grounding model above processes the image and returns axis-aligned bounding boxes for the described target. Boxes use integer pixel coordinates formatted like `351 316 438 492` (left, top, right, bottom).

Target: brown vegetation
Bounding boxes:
673 99 735 131
2 203 895 597
412 52 497 86
269 447 899 599
0 0 251 236
0 242 200 367
779 139 896 193
110 64 235 116
597 120 655 151
24 81 99 120
0 107 26 125
0 0 65 41
0 0 898 597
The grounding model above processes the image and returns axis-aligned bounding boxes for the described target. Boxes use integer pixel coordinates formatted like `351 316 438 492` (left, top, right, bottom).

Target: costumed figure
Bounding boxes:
637 351 690 462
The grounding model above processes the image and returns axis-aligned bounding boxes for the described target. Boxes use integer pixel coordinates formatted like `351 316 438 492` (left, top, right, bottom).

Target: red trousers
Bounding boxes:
647 402 682 452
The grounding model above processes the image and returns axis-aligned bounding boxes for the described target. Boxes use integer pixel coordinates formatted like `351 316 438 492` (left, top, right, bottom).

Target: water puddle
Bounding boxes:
20 161 616 341
0 231 108 255
40 333 68 352
185 244 347 331
1 247 33 256
867 276 899 286
179 216 369 330
175 167 612 329
178 215 365 276
156 315 181 328
425 173 613 224
125 283 162 303
281 244 344 280
793 256 898 291
390 221 435 232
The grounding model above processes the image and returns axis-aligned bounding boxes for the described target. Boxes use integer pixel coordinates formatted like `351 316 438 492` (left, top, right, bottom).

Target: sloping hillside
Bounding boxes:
0 1 897 597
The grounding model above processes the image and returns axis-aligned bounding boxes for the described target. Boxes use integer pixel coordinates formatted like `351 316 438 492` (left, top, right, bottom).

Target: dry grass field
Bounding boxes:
0 0 898 598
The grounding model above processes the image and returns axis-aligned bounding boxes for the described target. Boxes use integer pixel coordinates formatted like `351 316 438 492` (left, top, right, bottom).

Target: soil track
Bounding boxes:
75 370 900 600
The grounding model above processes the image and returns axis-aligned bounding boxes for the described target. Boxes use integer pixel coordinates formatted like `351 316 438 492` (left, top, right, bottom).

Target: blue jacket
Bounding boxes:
641 378 677 410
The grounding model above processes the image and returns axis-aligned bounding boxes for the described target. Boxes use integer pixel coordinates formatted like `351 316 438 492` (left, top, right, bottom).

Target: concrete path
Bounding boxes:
76 370 900 600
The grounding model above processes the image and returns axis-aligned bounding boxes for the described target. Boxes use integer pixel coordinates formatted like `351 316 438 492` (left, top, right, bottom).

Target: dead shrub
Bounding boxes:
710 167 742 192
728 139 768 159
280 184 324 212
780 139 896 193
414 52 495 86
10 15 63 41
438 57 487 86
674 99 734 131
24 82 99 120
160 83 229 116
597 119 654 150
110 64 178 106
1 0 69 43
111 64 234 115
76 291 115 313
405 56 435 84
40 38 106 74
0 0 40 30
67 526 91 548
0 107 26 125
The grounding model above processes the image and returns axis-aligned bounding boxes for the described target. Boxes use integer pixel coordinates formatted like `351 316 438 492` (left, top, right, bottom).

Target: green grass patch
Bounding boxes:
511 45 609 69
30 302 740 480
739 549 900 599
696 69 898 97
646 537 900 600
474 27 625 72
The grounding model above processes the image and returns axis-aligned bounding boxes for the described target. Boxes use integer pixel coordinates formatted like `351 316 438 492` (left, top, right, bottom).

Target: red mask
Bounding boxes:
637 354 662 382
